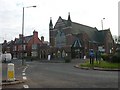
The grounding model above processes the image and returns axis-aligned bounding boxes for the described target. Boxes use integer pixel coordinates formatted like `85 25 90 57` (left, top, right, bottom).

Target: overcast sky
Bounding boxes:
0 0 119 43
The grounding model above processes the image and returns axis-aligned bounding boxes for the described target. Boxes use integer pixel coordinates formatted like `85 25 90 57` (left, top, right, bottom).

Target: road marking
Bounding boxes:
22 64 29 72
22 65 29 89
22 73 26 76
23 76 27 80
22 66 28 72
23 85 29 88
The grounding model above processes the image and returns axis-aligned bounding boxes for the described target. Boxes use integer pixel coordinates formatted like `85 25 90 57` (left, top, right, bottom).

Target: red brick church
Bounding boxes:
49 13 115 59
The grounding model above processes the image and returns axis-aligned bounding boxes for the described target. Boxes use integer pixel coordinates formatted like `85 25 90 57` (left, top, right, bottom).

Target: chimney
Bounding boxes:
4 40 7 43
33 30 38 38
19 34 23 38
41 36 44 42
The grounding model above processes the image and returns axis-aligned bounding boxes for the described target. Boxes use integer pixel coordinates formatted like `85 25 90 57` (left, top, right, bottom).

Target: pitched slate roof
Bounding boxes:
61 18 109 44
25 35 33 43
71 22 98 41
15 35 33 44
53 16 113 48
96 29 111 43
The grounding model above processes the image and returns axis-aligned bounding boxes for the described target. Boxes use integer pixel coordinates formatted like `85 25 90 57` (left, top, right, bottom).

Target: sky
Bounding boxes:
0 0 119 43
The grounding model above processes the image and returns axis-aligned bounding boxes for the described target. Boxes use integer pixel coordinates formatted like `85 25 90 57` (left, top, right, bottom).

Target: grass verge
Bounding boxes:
80 60 120 69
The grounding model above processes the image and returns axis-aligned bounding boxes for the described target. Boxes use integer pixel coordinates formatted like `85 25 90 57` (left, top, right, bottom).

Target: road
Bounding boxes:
2 59 119 88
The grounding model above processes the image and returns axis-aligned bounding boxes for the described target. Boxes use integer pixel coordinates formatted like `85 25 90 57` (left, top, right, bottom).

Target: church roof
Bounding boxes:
58 17 109 44
71 21 98 42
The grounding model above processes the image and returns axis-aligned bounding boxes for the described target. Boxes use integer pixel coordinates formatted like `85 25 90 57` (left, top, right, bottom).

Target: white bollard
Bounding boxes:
7 63 15 81
84 56 86 59
48 55 51 61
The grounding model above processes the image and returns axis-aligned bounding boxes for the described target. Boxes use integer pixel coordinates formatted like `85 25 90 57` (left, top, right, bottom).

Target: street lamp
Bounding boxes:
22 5 36 65
101 18 105 30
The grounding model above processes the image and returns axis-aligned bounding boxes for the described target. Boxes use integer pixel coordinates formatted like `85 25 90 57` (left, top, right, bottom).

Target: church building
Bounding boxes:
49 13 115 59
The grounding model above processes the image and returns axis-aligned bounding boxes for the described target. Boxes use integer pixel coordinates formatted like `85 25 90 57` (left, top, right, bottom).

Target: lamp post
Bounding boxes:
101 18 105 30
22 5 36 65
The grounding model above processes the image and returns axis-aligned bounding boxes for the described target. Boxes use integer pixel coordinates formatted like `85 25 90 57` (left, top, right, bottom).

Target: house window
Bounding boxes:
32 44 37 50
14 46 17 51
31 51 38 57
23 45 26 50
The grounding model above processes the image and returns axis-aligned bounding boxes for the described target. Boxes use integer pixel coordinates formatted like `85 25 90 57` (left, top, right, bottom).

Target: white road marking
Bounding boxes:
22 73 26 76
22 65 29 88
23 76 27 80
22 66 28 72
23 85 29 88
22 71 25 73
22 64 29 72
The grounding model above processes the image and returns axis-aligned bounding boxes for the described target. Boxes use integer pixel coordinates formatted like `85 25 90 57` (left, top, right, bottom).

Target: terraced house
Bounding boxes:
49 13 115 59
12 30 49 59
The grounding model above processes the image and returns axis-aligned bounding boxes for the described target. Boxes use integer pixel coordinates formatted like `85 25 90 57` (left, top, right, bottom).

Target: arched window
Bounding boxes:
55 31 66 48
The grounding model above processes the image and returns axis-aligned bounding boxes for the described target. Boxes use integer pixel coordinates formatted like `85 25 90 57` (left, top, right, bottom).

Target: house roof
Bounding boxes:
25 35 33 43
15 35 33 44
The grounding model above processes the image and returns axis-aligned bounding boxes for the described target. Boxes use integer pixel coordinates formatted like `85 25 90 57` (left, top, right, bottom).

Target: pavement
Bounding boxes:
2 59 27 86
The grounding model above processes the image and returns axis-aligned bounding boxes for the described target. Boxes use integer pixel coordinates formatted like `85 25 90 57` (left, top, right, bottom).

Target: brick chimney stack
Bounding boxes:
41 36 44 42
19 34 23 38
33 30 38 38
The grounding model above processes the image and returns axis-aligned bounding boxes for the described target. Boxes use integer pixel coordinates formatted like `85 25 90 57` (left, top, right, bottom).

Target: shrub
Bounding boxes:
111 48 120 63
101 53 109 61
111 55 120 63
101 53 113 62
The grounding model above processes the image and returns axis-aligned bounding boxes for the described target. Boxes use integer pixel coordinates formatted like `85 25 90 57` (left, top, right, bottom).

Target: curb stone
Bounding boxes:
74 64 120 71
2 80 25 85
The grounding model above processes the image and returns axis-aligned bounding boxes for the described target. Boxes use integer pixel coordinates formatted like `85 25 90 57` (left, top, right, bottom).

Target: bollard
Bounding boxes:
7 63 15 81
84 55 86 59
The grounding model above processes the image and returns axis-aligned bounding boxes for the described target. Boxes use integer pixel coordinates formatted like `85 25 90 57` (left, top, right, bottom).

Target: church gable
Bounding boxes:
54 16 67 29
72 39 82 48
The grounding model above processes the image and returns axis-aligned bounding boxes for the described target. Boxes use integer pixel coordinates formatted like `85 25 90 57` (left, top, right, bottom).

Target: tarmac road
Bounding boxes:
25 60 119 88
2 59 119 88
